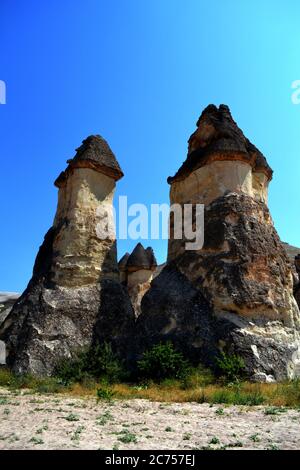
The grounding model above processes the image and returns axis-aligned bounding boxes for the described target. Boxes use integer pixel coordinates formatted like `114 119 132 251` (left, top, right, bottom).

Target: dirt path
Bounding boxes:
0 387 299 450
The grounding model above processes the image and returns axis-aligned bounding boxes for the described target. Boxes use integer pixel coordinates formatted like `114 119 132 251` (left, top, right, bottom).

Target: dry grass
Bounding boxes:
64 378 300 407
1 367 300 407
63 379 300 407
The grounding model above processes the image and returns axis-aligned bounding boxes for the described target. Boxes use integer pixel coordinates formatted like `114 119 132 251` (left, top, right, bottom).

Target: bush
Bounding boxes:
96 386 115 401
215 351 245 382
55 342 125 385
87 343 125 383
137 342 190 382
54 349 89 385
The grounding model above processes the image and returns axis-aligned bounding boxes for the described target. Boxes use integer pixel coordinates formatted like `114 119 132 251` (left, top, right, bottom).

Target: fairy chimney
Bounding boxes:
118 252 130 284
167 104 273 261
119 243 157 316
52 135 123 286
0 135 135 375
139 105 300 382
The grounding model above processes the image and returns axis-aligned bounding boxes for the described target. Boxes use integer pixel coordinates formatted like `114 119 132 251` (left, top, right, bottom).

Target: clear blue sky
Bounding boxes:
0 0 299 292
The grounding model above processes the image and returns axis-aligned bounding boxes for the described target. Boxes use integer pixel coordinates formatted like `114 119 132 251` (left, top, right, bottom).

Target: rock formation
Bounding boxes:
138 104 300 382
119 243 157 317
282 242 300 264
0 292 20 327
1 106 299 382
0 135 135 375
294 255 300 308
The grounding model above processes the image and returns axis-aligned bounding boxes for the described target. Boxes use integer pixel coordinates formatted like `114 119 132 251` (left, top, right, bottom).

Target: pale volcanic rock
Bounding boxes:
119 243 157 317
0 136 134 375
139 105 300 381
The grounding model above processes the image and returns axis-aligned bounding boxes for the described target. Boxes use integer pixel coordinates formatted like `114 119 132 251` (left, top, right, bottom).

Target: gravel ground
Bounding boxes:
0 387 299 450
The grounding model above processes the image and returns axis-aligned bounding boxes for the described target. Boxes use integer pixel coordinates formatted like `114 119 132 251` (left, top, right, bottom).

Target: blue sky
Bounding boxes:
0 0 299 292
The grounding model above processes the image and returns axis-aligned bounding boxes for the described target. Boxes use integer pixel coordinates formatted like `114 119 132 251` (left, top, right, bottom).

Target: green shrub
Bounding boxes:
117 430 137 444
54 348 90 385
96 386 115 401
0 368 14 387
87 343 125 383
215 351 245 382
55 342 125 384
137 342 190 382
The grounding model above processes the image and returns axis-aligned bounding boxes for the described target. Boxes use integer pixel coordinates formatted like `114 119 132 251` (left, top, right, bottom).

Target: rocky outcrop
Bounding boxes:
0 292 20 329
0 136 135 375
282 243 300 264
294 255 300 308
138 104 300 381
119 243 157 317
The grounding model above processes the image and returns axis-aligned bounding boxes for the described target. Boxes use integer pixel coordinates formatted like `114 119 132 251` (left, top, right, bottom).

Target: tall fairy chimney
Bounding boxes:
0 135 135 375
167 104 273 261
51 135 123 286
138 105 300 382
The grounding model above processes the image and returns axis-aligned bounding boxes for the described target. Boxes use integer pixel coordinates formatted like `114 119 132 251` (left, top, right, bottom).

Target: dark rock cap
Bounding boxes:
55 135 124 187
168 104 273 184
124 243 157 272
146 247 157 269
118 252 130 272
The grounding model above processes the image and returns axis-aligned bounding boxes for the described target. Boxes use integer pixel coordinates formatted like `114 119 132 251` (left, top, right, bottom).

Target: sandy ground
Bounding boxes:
0 387 300 450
